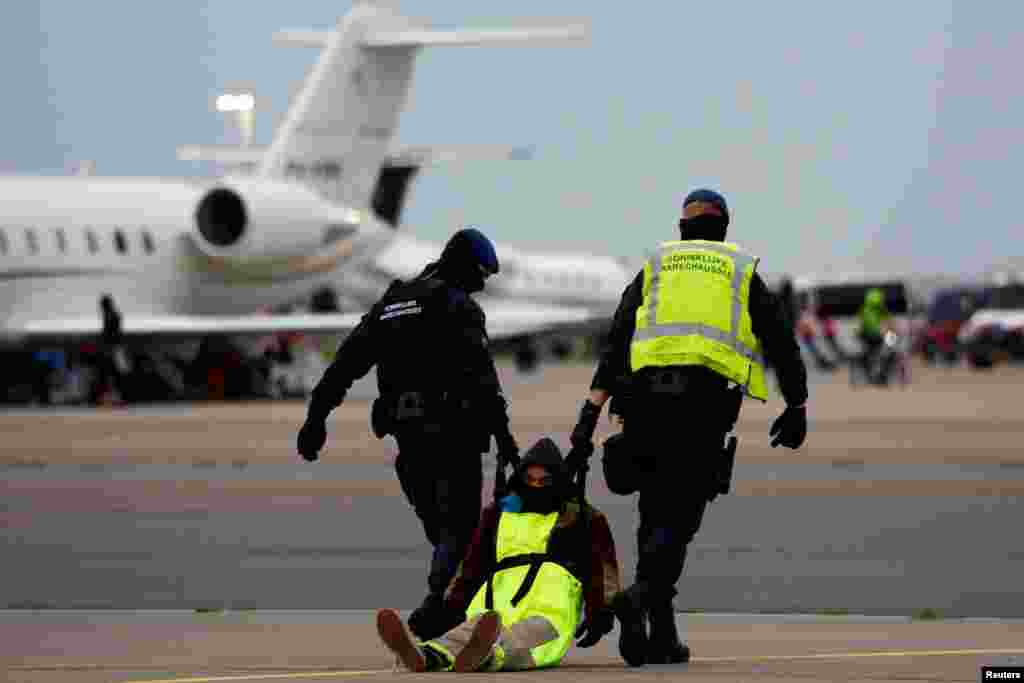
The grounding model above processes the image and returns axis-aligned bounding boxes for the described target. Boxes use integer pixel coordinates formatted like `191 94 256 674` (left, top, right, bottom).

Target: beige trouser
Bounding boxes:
425 613 561 671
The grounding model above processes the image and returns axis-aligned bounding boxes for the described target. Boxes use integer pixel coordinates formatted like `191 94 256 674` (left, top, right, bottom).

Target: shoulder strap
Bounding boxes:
484 511 577 609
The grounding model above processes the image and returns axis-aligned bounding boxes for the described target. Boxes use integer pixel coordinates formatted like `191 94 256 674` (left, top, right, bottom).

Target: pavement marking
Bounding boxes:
123 648 1024 682
693 648 1024 663
125 671 392 683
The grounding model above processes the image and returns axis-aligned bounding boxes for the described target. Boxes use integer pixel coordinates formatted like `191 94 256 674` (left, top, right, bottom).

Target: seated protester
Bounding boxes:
376 437 621 672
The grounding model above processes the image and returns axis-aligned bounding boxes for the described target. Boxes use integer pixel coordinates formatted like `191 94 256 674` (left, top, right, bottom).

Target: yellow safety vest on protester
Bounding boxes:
630 240 768 401
464 510 583 669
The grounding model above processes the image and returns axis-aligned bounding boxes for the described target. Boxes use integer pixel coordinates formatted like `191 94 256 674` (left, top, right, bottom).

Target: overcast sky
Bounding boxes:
3 1 1021 279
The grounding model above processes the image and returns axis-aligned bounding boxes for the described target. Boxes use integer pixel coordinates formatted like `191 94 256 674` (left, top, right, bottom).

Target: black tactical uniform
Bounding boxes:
592 267 808 599
570 189 809 666
297 229 519 641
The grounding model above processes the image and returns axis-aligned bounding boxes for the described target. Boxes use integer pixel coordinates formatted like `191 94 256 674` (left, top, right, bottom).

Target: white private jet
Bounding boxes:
0 2 631 363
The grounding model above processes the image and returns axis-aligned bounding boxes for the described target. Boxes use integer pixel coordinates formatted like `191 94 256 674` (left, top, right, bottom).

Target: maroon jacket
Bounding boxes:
445 499 621 624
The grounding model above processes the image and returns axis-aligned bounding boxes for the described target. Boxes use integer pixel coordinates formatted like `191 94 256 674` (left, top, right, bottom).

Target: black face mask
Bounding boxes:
461 270 486 294
518 486 562 514
438 262 486 293
679 214 728 241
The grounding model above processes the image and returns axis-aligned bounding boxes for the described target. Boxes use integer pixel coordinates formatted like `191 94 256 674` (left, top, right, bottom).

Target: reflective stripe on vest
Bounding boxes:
632 240 766 398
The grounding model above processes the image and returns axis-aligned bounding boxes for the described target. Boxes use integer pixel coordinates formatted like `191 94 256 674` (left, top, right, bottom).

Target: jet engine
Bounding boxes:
192 177 355 258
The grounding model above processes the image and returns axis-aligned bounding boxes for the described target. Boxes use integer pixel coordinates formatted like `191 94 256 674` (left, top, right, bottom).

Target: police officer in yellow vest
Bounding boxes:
568 188 809 666
376 437 622 672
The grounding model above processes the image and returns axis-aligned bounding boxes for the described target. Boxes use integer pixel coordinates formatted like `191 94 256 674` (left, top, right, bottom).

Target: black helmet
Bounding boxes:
437 227 499 293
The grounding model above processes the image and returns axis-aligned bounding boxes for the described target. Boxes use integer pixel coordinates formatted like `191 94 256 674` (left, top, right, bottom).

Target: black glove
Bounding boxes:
770 404 807 449
608 393 628 421
574 607 615 648
570 400 602 449
297 418 327 462
408 600 465 641
495 430 520 470
565 441 595 481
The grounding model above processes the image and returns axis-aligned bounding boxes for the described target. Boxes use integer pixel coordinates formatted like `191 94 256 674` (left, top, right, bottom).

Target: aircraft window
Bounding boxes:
313 161 341 180
26 228 38 254
0 229 7 254
114 229 127 254
86 229 99 254
56 228 67 253
142 230 155 254
323 224 357 244
286 161 343 180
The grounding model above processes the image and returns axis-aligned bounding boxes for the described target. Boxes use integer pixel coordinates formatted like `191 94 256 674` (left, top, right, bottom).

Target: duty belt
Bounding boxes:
393 391 473 417
639 367 729 395
645 368 690 394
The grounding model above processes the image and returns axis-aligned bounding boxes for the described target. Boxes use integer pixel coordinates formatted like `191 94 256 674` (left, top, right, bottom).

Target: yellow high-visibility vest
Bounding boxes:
630 239 768 401
464 510 582 669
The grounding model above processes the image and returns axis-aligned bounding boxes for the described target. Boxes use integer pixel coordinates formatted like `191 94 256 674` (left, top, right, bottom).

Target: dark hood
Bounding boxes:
514 437 566 483
507 437 569 514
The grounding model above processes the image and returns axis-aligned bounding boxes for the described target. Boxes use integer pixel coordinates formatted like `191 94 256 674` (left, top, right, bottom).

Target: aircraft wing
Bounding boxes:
478 300 603 339
5 313 367 344
5 302 605 345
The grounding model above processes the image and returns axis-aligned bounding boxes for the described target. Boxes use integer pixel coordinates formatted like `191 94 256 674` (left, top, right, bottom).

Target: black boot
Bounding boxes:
646 603 690 664
611 588 648 667
408 592 447 640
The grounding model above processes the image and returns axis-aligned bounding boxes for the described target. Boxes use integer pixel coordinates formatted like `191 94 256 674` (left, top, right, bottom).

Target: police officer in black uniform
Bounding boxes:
296 228 520 640
567 189 810 666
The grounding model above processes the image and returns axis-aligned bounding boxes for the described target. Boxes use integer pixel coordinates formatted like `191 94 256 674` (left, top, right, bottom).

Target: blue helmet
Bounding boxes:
683 188 729 226
439 227 499 292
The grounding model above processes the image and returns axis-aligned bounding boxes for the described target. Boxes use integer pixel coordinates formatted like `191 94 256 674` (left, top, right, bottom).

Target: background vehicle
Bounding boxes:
959 281 1024 369
914 287 986 364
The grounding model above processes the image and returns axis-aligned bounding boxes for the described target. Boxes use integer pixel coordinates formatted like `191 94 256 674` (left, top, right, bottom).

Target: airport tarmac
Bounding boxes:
2 361 1024 680
4 610 1024 682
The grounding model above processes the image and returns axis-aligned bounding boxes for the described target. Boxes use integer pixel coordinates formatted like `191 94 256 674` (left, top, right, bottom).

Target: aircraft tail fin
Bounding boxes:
272 24 587 49
258 2 587 207
361 24 588 48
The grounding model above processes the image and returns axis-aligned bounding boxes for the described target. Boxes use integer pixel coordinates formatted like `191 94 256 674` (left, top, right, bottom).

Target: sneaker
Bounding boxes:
454 611 503 673
376 608 426 672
